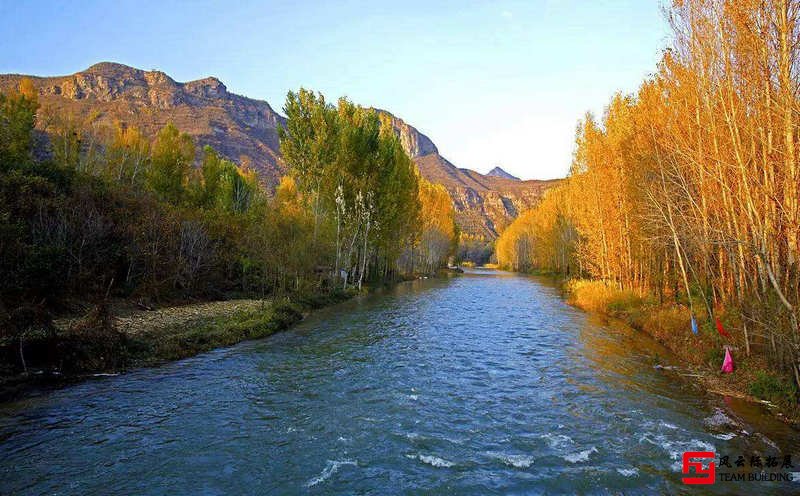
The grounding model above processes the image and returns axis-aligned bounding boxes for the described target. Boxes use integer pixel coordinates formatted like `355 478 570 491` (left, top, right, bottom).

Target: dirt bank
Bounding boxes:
0 290 354 402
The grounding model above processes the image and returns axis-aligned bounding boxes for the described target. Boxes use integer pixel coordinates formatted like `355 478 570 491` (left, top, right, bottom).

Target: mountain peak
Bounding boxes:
486 167 520 181
84 61 135 72
184 76 227 97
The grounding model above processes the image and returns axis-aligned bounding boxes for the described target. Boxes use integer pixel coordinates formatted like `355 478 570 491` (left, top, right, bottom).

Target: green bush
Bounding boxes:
749 371 798 405
704 346 725 368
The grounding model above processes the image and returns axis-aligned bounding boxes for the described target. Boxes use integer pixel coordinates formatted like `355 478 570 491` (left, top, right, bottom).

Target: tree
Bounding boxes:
402 176 456 274
147 123 195 204
279 90 422 288
107 123 150 184
498 0 800 392
0 78 38 169
278 89 338 239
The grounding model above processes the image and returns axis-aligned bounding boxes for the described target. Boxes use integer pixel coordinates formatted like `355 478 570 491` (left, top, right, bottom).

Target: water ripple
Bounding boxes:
0 271 798 495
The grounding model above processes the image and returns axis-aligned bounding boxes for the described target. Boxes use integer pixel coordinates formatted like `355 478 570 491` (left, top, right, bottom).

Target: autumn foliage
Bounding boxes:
400 176 457 274
498 0 800 392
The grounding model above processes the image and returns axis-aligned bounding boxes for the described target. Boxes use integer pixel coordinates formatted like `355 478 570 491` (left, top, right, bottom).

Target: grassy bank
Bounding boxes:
563 279 799 424
0 290 355 402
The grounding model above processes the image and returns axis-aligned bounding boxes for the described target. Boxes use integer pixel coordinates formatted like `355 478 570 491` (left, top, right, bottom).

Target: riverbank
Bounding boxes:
5 268 797 494
0 290 355 402
561 278 799 425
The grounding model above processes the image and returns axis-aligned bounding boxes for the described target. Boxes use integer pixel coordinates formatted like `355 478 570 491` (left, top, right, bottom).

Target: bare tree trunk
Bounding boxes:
19 335 27 375
358 217 370 290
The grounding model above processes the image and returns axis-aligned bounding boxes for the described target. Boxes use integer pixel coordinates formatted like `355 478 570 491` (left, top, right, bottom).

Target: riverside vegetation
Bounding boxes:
0 82 457 391
496 0 800 417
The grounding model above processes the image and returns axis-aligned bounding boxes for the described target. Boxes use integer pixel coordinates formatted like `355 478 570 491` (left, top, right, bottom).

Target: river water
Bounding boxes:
1 270 798 495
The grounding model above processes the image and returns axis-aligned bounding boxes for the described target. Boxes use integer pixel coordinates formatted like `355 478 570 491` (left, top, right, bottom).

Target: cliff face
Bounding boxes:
376 109 438 158
0 63 558 238
0 62 286 184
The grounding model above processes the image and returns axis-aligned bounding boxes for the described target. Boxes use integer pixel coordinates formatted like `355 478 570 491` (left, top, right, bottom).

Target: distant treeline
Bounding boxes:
497 1 800 396
0 82 456 316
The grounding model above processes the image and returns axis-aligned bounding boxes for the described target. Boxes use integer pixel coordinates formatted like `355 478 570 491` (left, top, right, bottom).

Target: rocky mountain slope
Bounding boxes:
0 63 558 238
414 151 558 238
0 62 286 184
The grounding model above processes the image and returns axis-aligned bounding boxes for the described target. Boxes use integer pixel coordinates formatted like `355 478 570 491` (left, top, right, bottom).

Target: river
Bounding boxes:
1 269 798 494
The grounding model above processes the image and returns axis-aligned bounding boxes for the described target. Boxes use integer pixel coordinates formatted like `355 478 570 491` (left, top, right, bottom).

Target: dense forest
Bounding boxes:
0 82 456 374
497 0 800 403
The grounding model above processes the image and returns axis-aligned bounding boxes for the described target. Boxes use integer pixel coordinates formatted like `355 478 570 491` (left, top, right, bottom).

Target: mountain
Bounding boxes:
414 152 558 238
0 62 286 184
0 63 558 238
486 166 520 181
377 111 558 238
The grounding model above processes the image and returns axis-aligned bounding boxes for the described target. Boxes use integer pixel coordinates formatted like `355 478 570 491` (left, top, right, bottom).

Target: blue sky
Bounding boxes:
0 0 669 179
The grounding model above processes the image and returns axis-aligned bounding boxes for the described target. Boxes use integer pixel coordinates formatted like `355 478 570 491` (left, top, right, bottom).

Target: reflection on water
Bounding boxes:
0 270 797 495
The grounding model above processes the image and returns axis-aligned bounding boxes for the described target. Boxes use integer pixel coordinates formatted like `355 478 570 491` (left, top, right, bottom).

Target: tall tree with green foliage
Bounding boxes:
194 145 259 214
279 90 421 288
278 89 338 239
0 78 38 170
147 123 195 205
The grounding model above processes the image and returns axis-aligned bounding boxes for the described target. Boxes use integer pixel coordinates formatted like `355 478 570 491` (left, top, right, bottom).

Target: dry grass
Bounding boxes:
565 280 644 314
54 299 270 336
